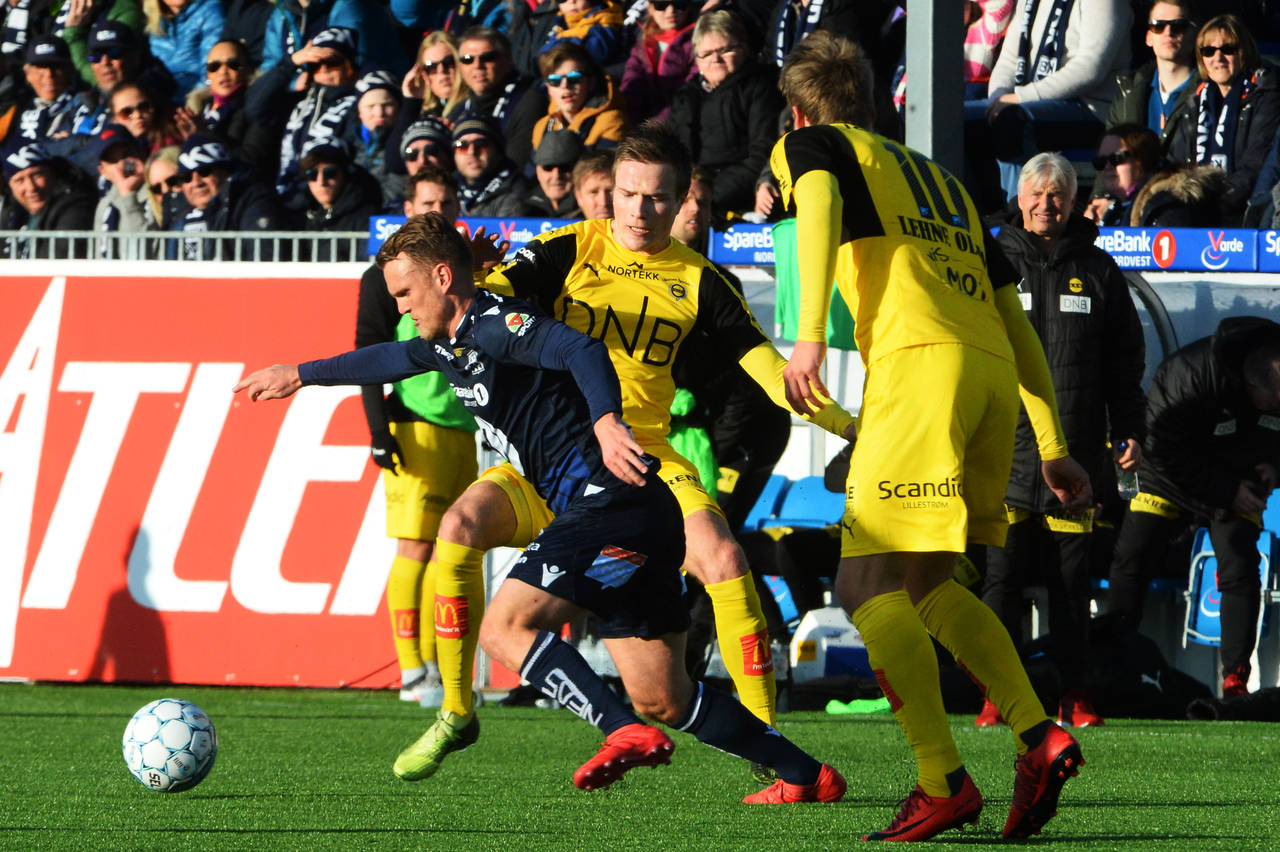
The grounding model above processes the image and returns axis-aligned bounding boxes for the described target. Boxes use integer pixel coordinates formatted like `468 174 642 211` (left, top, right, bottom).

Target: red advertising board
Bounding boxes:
0 267 410 688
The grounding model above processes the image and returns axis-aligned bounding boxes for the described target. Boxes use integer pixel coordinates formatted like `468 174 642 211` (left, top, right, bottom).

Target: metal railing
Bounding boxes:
0 230 369 262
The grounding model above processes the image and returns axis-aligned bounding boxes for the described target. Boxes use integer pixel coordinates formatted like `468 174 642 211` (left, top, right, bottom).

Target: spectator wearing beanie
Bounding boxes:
346 69 403 207
391 114 452 177
298 136 383 259
526 129 583 218
92 123 155 250
451 111 533 216
260 0 409 77
0 141 96 257
169 133 282 259
246 25 361 207
65 20 177 131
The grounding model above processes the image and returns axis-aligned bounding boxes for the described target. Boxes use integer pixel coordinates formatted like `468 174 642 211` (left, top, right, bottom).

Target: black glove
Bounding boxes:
370 430 402 474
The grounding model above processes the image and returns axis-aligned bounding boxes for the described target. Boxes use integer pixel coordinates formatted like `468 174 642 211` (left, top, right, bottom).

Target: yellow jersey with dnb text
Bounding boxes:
769 123 1021 365
484 218 771 443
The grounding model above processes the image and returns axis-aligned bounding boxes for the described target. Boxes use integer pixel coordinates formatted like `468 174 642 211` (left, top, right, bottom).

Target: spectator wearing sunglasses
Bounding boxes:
169 133 282 258
541 0 625 72
1084 123 1162 226
619 0 697 125
184 39 275 178
59 0 146 91
401 30 469 120
247 26 361 207
450 111 532 216
668 10 784 221
397 115 452 177
526 129 583 218
1105 2 1199 156
109 80 184 156
144 143 182 228
1167 13 1280 224
298 137 382 260
259 0 408 78
450 26 546 171
143 0 226 97
64 21 178 138
531 42 628 169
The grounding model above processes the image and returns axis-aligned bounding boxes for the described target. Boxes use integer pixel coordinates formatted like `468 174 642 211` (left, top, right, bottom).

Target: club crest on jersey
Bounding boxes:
668 281 687 300
504 312 533 335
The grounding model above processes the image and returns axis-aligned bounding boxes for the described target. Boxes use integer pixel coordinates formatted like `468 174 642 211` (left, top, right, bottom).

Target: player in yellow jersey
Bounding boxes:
392 121 857 796
771 32 1094 841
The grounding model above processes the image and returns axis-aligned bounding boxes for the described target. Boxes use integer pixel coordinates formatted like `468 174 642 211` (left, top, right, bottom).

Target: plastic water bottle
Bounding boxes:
1116 440 1140 500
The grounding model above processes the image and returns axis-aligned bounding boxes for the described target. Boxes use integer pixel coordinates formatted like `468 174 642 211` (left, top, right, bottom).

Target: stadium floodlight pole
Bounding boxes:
903 0 964 176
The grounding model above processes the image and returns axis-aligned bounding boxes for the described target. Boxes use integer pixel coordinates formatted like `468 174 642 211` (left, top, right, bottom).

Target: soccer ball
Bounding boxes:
122 698 218 792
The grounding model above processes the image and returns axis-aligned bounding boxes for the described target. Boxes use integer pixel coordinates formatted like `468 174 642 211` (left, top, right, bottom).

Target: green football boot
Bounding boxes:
393 709 480 781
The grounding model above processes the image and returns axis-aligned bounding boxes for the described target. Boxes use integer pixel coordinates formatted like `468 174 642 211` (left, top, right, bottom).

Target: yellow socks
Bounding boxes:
417 551 437 667
432 540 486 717
387 555 426 674
915 579 1049 755
706 574 777 726
852 590 960 797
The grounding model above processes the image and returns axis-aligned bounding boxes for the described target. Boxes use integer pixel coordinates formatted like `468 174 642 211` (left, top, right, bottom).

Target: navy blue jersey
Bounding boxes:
299 290 630 513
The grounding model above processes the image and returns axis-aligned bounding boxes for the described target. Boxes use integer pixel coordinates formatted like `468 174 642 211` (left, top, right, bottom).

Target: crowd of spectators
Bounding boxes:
5 1 1280 257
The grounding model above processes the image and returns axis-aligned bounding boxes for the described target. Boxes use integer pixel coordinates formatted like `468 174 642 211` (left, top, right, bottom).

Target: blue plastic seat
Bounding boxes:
762 475 845 529
740 474 789 532
1183 527 1275 647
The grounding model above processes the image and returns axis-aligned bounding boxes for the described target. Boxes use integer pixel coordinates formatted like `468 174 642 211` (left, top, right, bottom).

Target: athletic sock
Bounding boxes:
915 579 1049 756
417 548 437 666
387 555 426 673
705 574 777 726
676 681 820 785
852 590 961 798
432 540 486 717
520 630 639 735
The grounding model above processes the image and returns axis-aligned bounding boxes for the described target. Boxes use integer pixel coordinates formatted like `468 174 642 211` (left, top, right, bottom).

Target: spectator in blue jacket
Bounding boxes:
143 0 226 97
261 0 408 77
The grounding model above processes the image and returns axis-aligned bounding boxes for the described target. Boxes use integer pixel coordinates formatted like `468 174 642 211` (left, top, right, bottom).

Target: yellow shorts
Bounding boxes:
382 420 479 541
478 438 723 549
841 344 1019 558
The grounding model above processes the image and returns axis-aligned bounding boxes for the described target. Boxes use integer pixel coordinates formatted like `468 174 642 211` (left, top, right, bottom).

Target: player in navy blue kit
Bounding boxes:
233 214 845 801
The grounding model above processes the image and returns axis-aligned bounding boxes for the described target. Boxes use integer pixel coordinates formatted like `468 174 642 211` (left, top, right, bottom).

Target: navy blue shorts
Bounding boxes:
507 474 690 639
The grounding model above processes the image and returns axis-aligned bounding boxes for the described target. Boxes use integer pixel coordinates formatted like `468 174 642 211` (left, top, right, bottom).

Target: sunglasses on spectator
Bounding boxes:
89 49 126 63
115 101 153 119
695 44 741 61
423 57 456 74
304 165 342 182
403 145 442 163
1200 43 1239 57
460 51 500 65
177 164 220 184
206 58 243 73
650 0 688 10
305 57 349 72
1091 150 1130 169
454 138 492 153
1148 18 1192 35
546 71 585 88
150 175 183 194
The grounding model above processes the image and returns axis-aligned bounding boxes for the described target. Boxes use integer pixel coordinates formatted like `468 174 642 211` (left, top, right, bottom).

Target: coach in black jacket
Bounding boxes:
1108 316 1280 698
980 153 1146 727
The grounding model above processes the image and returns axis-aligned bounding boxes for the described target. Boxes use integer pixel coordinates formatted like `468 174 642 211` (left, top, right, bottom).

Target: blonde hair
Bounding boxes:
145 145 180 223
779 31 874 127
416 31 469 119
142 0 168 37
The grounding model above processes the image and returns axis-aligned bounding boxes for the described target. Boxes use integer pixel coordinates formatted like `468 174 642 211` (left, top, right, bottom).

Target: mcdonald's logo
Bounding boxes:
434 594 470 639
874 668 903 713
393 608 419 639
739 630 773 676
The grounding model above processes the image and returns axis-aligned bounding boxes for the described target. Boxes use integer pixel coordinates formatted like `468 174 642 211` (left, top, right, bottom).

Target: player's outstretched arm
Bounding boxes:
593 413 648 486
233 365 301 401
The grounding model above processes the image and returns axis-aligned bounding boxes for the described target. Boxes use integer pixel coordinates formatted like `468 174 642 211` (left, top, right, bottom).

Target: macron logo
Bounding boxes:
541 563 564 588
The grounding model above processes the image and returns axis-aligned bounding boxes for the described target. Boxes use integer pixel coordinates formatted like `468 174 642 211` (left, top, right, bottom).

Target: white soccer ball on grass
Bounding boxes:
122 698 218 792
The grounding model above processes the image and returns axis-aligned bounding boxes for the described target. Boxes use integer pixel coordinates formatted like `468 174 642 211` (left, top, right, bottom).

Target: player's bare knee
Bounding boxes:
630 692 683 725
684 534 748 586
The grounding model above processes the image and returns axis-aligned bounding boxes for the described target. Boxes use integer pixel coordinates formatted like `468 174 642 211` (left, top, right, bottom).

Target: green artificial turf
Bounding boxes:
1 683 1278 850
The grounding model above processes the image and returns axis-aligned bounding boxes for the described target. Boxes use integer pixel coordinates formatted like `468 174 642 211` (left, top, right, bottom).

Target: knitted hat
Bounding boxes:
3 141 53 181
176 134 233 175
450 112 503 148
311 27 358 63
